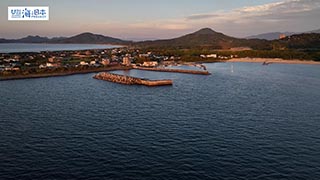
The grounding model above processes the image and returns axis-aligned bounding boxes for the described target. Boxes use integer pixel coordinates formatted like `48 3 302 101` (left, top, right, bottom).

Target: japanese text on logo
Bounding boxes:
8 6 49 21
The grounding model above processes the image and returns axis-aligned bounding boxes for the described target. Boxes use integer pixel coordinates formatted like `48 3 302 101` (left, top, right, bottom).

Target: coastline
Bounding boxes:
0 65 210 81
0 66 131 81
0 43 123 54
225 58 320 65
2 57 319 81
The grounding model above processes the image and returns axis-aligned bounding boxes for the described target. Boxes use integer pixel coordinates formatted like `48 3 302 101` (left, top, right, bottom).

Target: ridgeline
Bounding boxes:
1 28 320 60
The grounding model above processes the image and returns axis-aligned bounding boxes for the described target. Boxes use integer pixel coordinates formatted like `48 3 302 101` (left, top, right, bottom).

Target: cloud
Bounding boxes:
129 20 189 30
181 0 320 36
239 1 286 13
186 0 320 21
186 14 219 20
236 0 319 18
60 0 320 39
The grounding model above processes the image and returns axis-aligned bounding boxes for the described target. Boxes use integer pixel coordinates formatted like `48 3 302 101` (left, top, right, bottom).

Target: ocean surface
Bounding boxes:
0 43 120 53
0 62 320 180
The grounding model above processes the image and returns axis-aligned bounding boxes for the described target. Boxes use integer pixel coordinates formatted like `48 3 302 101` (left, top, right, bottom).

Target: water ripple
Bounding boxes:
1 63 320 179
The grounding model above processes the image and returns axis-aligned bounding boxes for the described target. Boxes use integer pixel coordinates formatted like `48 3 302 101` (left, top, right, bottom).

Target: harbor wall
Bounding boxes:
133 67 211 75
93 72 173 86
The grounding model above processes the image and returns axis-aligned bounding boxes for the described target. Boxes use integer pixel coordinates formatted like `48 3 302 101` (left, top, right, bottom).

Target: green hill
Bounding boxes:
135 28 271 50
272 33 320 50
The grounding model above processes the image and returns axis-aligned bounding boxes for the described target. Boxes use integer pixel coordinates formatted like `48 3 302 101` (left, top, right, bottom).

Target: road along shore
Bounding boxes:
227 58 320 65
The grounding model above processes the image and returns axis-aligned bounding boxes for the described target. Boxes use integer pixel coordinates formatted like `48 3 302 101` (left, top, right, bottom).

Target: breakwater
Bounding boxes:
93 72 173 86
0 65 131 81
133 67 211 75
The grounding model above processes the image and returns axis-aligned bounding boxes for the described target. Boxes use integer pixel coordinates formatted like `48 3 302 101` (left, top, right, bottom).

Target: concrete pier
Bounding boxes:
133 67 211 75
93 72 173 86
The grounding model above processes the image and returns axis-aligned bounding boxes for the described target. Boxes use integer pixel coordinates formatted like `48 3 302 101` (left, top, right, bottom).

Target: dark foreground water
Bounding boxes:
0 43 120 53
1 62 320 180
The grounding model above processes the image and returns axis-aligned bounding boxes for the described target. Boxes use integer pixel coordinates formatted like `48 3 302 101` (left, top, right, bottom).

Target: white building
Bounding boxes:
46 63 54 67
200 54 217 58
80 61 89 66
206 54 217 58
143 61 158 67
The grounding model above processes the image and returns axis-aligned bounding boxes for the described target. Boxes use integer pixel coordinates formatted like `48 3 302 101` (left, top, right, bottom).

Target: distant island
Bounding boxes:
246 28 320 40
0 32 131 45
1 28 320 80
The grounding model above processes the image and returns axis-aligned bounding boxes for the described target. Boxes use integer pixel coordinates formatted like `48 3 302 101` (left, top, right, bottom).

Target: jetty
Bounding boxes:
0 65 131 81
133 67 211 75
93 72 173 86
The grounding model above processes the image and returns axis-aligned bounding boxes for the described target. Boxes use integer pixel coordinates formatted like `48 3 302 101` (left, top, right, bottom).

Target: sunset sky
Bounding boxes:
1 0 320 40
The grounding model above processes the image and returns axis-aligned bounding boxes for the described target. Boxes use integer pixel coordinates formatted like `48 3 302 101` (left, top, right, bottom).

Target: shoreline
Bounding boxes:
0 66 131 81
2 57 319 81
225 58 320 65
0 43 124 54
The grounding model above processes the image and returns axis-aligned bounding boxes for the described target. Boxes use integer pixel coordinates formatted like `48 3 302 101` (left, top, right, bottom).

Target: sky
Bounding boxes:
1 0 320 40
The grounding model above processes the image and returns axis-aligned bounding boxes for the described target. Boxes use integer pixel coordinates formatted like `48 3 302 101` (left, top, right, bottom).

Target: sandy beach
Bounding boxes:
227 58 320 65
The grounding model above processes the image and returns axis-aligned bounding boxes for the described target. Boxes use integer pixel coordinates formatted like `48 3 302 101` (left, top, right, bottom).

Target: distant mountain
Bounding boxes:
272 33 320 49
0 35 52 43
135 28 271 50
247 28 320 40
17 35 50 43
0 33 130 45
52 32 130 44
246 32 296 40
50 37 67 41
0 38 12 43
308 29 320 34
135 28 320 50
1 28 319 50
